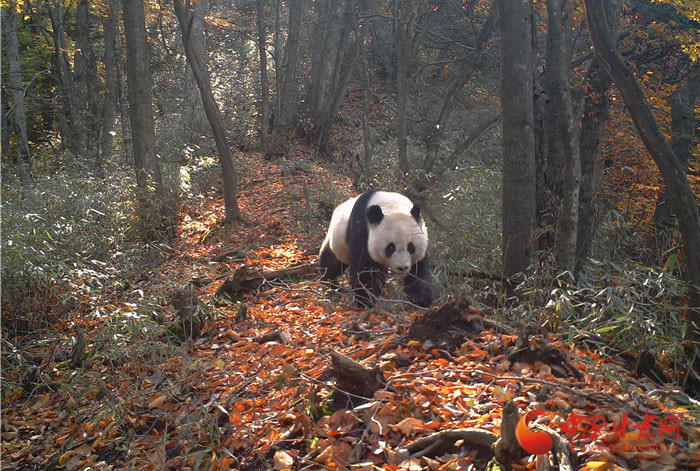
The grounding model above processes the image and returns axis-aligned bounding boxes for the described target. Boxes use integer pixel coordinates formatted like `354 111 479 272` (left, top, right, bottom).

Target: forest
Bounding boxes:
1 0 700 469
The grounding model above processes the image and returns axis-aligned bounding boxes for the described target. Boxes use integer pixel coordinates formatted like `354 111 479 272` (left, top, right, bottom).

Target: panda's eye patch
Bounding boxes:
408 243 416 255
385 243 396 257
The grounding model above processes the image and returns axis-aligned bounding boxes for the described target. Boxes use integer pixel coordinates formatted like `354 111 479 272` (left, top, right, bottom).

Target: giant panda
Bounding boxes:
319 190 433 308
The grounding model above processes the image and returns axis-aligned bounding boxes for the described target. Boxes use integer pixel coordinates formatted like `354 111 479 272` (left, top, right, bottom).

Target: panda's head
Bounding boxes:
366 203 428 277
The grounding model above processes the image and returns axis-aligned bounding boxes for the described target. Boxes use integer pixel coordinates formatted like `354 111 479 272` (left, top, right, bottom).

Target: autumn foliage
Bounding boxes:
3 0 700 470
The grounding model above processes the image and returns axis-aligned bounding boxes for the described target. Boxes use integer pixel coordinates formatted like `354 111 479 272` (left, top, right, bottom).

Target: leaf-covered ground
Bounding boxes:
2 154 699 471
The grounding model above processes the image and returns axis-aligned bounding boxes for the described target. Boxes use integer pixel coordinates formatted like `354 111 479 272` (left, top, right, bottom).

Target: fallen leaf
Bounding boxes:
392 417 431 436
148 394 168 409
581 460 612 471
273 450 294 470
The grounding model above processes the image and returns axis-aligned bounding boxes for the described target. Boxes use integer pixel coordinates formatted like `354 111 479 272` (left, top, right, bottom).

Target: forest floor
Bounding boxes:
2 150 700 471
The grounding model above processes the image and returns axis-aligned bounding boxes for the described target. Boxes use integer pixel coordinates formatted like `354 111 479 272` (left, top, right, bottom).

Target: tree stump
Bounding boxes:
491 400 523 470
171 283 205 340
328 350 386 407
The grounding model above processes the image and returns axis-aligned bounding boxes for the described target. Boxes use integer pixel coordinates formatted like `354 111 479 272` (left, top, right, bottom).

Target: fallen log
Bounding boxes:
405 428 498 457
211 245 249 262
214 263 316 303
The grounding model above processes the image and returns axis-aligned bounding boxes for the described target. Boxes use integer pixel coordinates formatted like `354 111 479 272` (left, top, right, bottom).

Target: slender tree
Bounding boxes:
76 0 101 172
100 0 120 167
122 0 164 192
414 3 498 194
1 91 10 166
308 0 359 154
173 0 242 222
256 0 270 150
358 21 372 184
498 0 536 278
272 0 303 149
40 1 69 153
180 0 207 144
115 23 134 164
48 0 80 156
308 0 335 119
394 0 416 184
576 2 621 270
272 0 281 145
546 0 580 273
584 0 700 336
651 68 700 261
2 3 33 187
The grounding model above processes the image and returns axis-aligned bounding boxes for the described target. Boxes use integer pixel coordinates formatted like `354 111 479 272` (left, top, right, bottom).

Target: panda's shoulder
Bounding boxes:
366 191 413 212
333 195 359 218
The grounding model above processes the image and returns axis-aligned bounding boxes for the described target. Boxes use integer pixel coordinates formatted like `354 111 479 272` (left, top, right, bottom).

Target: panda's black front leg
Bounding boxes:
319 239 346 281
350 251 386 308
404 255 433 307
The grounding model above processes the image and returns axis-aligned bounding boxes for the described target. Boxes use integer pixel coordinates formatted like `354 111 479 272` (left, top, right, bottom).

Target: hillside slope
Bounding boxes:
2 154 699 471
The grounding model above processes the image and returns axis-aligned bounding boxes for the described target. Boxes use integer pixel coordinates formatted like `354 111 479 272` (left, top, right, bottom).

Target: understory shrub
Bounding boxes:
1 159 172 333
510 253 690 383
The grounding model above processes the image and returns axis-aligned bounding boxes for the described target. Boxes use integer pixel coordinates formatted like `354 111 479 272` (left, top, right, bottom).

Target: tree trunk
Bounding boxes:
308 0 330 115
44 0 72 153
173 0 242 222
308 0 354 154
180 0 207 144
115 24 134 164
273 0 281 145
576 1 620 271
546 0 580 273
395 1 411 185
650 68 700 262
576 57 611 267
100 0 119 167
369 22 394 92
48 0 81 156
182 68 197 141
543 38 566 204
319 26 361 154
256 0 270 150
498 0 536 279
122 0 163 192
3 3 33 187
77 0 102 173
584 0 700 336
396 25 411 184
73 4 88 149
272 0 303 149
533 28 549 251
359 22 372 184
2 91 10 168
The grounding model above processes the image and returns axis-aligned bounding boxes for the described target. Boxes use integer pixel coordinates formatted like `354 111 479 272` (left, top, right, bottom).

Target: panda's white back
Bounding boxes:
326 195 358 264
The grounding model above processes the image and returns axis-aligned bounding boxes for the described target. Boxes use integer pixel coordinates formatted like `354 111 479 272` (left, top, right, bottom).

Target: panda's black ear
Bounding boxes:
367 205 384 225
411 203 421 222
